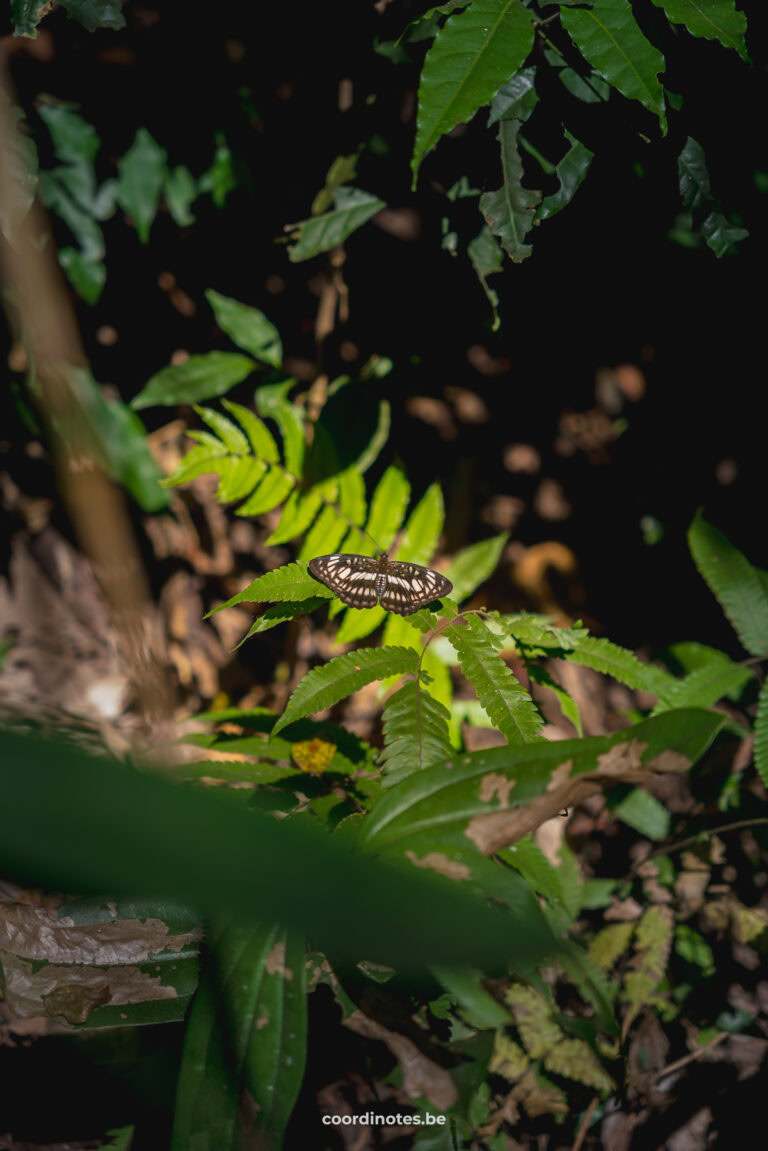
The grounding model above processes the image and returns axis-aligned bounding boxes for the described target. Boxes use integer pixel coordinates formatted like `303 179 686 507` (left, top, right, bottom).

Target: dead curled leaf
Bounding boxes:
343 1009 457 1110
464 741 688 855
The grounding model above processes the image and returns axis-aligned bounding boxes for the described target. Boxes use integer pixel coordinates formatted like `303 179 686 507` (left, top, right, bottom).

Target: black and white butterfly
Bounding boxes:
308 553 452 616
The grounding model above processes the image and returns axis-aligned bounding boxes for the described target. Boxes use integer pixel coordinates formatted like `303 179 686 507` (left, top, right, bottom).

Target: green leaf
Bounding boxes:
221 399 280 463
193 405 249 455
479 119 541 262
444 533 508 603
266 489 323 545
678 137 749 257
273 646 419 734
411 0 535 182
538 130 594 220
255 391 305 476
236 468 296 516
380 679 453 787
298 503 348 565
311 152 360 215
613 787 670 840
132 353 256 410
652 658 753 715
237 597 330 642
467 225 504 328
503 835 572 914
59 0 126 32
164 165 197 226
688 510 768 655
38 104 99 167
650 0 748 60
566 635 676 698
287 187 386 261
363 708 724 853
446 615 543 743
11 0 49 36
199 136 237 208
754 678 768 788
116 128 168 244
675 923 714 971
527 664 583 735
208 563 333 616
214 457 268 503
488 66 539 126
205 290 283 367
171 921 306 1151
366 464 411 552
561 0 667 132
430 965 511 1028
58 248 106 304
0 728 559 972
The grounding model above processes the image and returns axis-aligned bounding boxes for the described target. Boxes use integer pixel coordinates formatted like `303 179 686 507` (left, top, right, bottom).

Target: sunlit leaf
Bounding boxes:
206 290 283 367
131 353 256 410
208 563 333 616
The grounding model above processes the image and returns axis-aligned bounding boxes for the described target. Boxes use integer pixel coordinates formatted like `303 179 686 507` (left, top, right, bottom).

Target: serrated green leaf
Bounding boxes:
538 130 594 220
479 118 540 262
754 678 768 788
650 0 748 60
561 0 667 132
273 646 419 734
266 489 323 545
298 503 348 565
412 0 535 182
445 615 543 743
237 597 330 643
688 510 768 655
116 128 167 244
589 921 635 970
527 664 583 735
161 441 230 488
380 679 453 787
544 1037 614 1091
193 405 249 455
165 165 197 226
613 787 670 840
652 658 753 715
444 532 508 603
205 290 283 367
132 353 256 410
287 187 385 261
566 635 676 698
215 457 267 503
503 835 570 911
208 563 333 616
236 468 295 516
221 399 280 463
366 464 411 552
171 921 306 1151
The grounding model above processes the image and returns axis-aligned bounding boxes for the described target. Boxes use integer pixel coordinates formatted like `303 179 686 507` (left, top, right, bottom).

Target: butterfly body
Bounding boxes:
308 552 452 616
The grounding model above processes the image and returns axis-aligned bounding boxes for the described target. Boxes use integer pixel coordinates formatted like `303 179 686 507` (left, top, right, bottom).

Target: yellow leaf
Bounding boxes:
290 738 337 774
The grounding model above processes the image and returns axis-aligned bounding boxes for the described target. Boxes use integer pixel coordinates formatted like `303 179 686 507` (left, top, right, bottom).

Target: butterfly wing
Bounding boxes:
308 554 380 610
380 561 453 616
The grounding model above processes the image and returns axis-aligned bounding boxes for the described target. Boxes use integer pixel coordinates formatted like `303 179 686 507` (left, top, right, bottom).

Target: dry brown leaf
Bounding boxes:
343 1010 457 1110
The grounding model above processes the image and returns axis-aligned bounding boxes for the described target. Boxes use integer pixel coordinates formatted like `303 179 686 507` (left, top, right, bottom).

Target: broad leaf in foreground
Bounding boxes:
650 0 748 61
171 921 306 1151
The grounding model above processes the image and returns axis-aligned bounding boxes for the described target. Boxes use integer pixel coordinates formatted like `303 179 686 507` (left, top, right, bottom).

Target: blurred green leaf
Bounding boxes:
116 128 168 244
171 921 306 1151
412 0 535 182
206 290 283 367
58 248 106 304
0 728 553 971
311 152 360 215
444 532 508 604
165 165 197 226
11 0 52 36
59 0 126 31
613 787 670 841
131 353 256 410
431 965 511 1028
199 136 237 207
467 225 504 327
287 187 385 261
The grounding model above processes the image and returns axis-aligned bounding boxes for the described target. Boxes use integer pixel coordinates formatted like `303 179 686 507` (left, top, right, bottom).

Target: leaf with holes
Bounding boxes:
480 119 541 262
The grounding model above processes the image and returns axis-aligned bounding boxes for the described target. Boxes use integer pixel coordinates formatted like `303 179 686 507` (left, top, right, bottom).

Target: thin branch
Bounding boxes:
651 1031 729 1083
571 1093 600 1151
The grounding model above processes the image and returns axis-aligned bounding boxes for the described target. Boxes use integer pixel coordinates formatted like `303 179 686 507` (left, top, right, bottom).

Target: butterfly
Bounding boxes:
308 553 452 616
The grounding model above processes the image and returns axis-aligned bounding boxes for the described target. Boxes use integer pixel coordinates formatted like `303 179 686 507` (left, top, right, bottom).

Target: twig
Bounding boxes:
571 1093 600 1151
651 1030 729 1083
633 818 768 873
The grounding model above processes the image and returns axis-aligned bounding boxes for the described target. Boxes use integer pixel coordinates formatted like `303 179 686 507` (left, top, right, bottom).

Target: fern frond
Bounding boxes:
266 489 324 545
273 646 419 734
194 404 249 454
566 636 675 699
527 663 582 735
445 615 543 744
689 509 768 656
207 562 332 616
380 679 453 787
652 658 753 715
236 468 295 516
754 677 768 787
366 464 410 552
504 614 588 652
221 398 281 462
236 597 331 644
298 504 348 564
